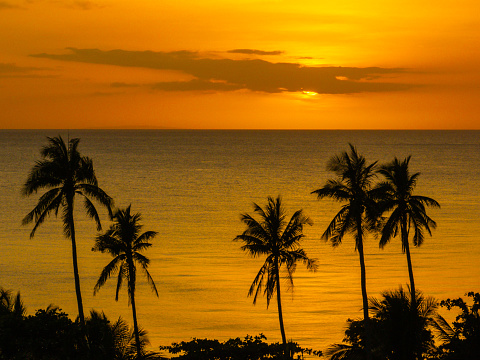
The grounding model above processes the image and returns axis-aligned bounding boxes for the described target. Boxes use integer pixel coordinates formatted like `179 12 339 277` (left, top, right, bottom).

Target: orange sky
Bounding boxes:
1 0 480 129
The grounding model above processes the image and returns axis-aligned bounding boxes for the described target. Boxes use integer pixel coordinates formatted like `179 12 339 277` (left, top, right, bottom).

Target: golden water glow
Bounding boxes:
1 0 480 129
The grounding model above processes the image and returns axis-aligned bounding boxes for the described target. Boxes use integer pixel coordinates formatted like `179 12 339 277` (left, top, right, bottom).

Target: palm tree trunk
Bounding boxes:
356 220 372 360
68 209 86 327
402 222 416 312
128 262 142 359
404 241 416 310
275 262 288 359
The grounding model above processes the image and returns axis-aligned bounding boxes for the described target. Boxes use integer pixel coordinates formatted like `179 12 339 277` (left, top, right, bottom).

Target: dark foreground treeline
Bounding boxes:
1 286 479 360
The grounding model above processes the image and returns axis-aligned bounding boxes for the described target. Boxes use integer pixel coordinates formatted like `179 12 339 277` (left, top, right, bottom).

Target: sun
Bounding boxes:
301 90 318 96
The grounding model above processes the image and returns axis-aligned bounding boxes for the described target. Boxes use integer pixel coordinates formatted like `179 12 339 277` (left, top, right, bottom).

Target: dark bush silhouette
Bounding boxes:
432 292 480 360
160 334 321 359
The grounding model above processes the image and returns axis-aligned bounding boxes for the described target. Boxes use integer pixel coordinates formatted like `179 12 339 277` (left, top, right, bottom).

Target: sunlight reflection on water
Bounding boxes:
1 130 480 353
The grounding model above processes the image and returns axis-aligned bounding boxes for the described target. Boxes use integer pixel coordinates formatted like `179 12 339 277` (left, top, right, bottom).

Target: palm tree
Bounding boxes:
86 310 163 360
22 135 113 327
376 156 439 309
92 205 159 359
0 288 25 318
325 287 438 360
312 144 378 360
234 196 317 357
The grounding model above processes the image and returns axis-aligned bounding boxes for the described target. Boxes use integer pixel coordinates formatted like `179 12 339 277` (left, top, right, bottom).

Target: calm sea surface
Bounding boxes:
1 130 480 353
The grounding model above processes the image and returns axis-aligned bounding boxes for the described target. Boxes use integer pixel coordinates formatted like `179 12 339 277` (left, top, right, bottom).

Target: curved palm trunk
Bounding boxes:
402 220 416 312
356 218 372 360
67 203 86 327
275 261 288 358
128 261 142 359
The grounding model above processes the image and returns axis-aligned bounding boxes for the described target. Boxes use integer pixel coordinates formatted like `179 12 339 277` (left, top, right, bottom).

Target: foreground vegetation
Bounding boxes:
1 287 479 359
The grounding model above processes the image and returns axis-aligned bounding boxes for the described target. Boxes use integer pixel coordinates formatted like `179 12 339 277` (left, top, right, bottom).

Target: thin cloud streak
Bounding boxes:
0 1 21 9
227 49 285 56
32 48 412 94
0 63 49 78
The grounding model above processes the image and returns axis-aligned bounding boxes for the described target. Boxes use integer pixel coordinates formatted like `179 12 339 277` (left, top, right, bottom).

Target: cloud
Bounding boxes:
151 79 243 92
111 82 140 88
70 0 104 10
0 1 21 9
0 63 49 77
227 49 284 56
31 48 412 94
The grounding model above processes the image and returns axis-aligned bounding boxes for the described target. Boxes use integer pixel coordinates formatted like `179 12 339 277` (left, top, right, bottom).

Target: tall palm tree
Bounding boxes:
92 205 159 359
376 156 439 309
234 196 317 357
22 135 113 327
312 144 378 360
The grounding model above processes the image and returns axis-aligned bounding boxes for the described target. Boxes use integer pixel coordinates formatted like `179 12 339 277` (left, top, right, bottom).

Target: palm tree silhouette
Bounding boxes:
92 205 159 359
312 144 378 360
86 309 163 360
325 287 438 360
376 156 439 309
234 196 317 357
22 136 113 327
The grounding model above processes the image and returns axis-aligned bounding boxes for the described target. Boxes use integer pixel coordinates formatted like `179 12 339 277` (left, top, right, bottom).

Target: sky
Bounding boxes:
1 0 480 129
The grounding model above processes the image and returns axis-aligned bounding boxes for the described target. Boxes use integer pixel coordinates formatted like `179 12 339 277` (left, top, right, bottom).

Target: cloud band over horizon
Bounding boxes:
31 48 412 94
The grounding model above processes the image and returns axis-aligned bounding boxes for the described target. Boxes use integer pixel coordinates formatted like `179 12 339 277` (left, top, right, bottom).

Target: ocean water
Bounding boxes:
1 130 480 353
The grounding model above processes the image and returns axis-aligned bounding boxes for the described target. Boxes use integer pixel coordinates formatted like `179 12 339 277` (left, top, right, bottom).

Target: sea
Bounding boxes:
1 130 479 354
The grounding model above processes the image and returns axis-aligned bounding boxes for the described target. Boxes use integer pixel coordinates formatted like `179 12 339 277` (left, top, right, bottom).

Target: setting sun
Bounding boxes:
1 0 480 129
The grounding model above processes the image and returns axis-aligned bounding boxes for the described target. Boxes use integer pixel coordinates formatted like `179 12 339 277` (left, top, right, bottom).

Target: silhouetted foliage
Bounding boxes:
22 136 113 327
375 156 440 309
234 196 317 355
160 334 321 360
325 287 438 360
0 288 27 360
432 292 480 360
0 288 162 360
93 205 159 359
312 144 378 360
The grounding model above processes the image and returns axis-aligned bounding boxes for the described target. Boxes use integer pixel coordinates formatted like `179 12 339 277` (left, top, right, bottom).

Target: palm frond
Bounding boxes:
94 256 123 295
140 265 159 298
135 231 157 247
82 195 102 231
23 190 63 238
322 205 351 246
77 183 114 211
248 260 270 305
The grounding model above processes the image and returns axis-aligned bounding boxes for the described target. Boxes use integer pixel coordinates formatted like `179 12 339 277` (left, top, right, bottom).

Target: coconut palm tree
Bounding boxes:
92 205 159 359
234 196 317 357
312 144 378 360
376 156 439 309
22 135 113 327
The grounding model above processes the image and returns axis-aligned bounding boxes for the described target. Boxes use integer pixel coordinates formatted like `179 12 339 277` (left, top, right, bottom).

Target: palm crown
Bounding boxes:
235 196 317 307
312 143 378 248
92 205 158 301
376 156 440 249
22 136 113 237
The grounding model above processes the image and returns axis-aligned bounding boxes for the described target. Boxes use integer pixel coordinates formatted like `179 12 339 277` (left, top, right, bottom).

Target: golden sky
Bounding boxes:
1 0 480 129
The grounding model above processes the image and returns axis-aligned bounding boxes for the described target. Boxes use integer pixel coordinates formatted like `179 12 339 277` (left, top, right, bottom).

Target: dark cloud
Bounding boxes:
151 79 243 92
228 49 284 56
31 48 412 94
